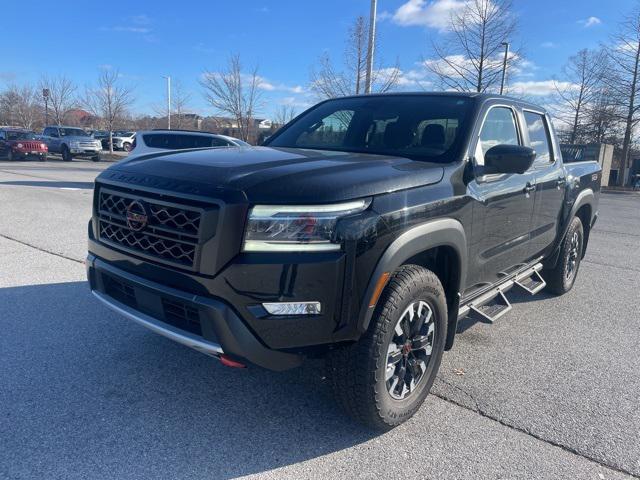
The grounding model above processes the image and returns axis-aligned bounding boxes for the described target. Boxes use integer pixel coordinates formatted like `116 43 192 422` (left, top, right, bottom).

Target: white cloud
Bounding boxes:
391 0 466 30
579 16 601 28
509 80 576 96
540 41 556 48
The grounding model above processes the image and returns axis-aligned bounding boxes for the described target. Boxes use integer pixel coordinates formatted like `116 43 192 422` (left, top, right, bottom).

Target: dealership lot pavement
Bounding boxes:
1 159 639 480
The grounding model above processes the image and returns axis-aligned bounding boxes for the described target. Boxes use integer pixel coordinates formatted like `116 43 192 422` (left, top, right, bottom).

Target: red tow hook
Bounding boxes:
219 354 246 368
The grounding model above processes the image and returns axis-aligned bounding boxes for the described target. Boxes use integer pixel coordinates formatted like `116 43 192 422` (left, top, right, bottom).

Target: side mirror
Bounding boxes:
50 132 59 138
484 144 536 175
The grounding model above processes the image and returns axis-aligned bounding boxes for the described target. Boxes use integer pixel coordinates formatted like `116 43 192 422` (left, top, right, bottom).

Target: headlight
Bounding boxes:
243 199 369 252
41 143 47 149
17 143 23 149
70 141 80 148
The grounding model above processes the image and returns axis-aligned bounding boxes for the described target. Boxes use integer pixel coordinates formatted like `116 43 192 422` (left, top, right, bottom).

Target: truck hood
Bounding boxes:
102 146 445 203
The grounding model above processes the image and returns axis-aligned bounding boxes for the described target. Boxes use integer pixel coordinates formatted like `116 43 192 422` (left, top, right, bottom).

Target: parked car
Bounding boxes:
91 130 112 149
0 128 48 161
129 129 249 156
42 126 102 161
87 93 601 430
111 131 136 152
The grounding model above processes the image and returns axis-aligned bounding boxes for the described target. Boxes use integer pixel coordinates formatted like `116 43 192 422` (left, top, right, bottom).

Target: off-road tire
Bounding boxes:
92 154 101 162
544 216 584 295
7 149 15 161
61 145 72 162
326 264 447 430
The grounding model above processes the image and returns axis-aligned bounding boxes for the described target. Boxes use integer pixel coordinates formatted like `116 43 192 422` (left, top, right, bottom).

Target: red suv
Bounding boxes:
0 128 48 161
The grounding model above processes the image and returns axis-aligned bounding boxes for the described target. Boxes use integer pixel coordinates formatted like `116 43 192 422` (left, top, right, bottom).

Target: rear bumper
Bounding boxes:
86 254 303 371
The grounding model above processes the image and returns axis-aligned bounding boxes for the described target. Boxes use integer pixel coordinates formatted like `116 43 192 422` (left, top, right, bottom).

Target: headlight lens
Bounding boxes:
17 143 23 149
243 200 368 252
70 141 80 148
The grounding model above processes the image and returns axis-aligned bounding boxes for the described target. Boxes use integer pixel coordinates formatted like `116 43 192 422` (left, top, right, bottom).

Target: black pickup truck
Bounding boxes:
87 93 601 429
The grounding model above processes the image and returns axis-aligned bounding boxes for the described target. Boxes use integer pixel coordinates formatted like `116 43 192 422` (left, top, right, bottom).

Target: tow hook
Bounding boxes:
218 354 246 368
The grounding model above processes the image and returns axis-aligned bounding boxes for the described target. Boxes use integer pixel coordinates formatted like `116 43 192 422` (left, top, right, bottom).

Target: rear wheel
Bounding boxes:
544 216 584 295
61 145 72 162
326 264 447 430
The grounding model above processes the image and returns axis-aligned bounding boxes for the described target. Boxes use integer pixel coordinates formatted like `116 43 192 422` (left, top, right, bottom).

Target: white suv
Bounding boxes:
130 130 249 156
111 132 136 152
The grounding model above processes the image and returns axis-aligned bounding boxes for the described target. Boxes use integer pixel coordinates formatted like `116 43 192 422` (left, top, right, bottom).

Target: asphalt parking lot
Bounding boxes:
1 158 639 480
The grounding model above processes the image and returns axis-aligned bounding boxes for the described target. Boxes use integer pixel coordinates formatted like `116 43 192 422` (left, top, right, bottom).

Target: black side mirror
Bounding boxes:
484 144 536 174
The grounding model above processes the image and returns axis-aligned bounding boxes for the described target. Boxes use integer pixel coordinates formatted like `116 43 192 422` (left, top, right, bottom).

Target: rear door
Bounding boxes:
522 110 566 258
465 104 538 294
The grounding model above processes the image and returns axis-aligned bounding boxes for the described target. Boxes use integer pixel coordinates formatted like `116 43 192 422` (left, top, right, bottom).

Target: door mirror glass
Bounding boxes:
484 144 536 174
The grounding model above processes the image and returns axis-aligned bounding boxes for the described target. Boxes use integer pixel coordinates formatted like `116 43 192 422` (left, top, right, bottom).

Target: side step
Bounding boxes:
514 269 546 295
469 290 511 323
458 263 545 323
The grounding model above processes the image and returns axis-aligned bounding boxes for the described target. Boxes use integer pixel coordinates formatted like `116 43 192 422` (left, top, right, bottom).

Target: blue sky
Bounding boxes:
1 0 637 118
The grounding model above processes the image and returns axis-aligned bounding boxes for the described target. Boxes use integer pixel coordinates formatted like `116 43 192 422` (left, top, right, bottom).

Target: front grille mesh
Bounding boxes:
100 222 196 266
98 189 204 268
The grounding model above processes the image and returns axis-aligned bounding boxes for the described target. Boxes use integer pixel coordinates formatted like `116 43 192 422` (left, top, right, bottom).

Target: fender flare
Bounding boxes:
357 217 467 333
546 188 596 269
569 188 595 224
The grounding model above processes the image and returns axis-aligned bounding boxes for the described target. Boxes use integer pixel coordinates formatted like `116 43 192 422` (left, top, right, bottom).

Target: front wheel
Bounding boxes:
61 145 72 162
544 216 584 295
123 142 132 152
326 264 447 430
91 154 101 162
7 149 15 161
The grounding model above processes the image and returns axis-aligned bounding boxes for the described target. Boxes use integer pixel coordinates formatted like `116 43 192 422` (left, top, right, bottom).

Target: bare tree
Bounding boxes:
310 16 400 99
583 89 622 144
0 84 41 129
82 69 135 154
200 54 262 142
273 105 297 127
426 0 518 93
39 75 77 125
554 49 608 144
603 6 640 185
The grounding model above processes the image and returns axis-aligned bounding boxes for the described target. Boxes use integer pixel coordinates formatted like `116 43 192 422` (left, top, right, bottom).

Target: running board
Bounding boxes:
458 263 545 323
514 269 546 295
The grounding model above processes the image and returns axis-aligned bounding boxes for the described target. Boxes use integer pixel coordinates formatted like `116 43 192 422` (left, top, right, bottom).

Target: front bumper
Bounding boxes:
86 254 303 371
71 147 101 155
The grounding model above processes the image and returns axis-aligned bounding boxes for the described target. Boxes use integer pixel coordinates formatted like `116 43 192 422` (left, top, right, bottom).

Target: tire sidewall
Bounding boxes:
373 273 447 426
560 217 584 291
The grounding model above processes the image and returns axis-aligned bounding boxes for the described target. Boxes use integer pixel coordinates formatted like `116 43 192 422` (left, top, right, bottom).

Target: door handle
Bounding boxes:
523 183 536 194
556 178 565 188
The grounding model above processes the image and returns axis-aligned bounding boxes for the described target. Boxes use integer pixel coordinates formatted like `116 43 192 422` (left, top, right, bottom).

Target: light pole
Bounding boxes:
500 42 509 95
364 0 377 94
42 88 49 125
162 75 171 129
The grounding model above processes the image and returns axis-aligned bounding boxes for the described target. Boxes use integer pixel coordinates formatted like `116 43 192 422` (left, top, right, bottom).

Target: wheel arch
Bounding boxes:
357 218 467 349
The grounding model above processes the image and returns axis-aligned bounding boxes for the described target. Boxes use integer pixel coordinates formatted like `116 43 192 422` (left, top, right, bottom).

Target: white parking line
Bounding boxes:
60 187 81 191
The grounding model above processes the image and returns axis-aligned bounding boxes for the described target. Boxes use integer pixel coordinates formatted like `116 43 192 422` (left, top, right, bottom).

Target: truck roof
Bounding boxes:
333 91 547 113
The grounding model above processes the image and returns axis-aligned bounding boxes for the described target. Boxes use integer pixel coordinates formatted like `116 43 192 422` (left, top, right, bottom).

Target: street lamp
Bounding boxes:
500 42 509 95
364 0 377 94
162 75 171 129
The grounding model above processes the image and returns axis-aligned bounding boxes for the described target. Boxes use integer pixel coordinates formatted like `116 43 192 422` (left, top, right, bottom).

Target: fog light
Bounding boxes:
262 302 321 315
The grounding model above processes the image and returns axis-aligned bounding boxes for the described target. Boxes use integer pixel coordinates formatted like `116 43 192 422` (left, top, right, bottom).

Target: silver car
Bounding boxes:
130 130 249 156
41 126 102 162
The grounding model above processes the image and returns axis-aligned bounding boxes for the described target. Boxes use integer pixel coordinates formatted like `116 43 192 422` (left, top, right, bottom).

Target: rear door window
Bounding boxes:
523 111 553 165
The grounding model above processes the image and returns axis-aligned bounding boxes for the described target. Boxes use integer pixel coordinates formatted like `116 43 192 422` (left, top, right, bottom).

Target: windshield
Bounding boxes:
7 131 37 140
60 128 89 137
267 95 473 163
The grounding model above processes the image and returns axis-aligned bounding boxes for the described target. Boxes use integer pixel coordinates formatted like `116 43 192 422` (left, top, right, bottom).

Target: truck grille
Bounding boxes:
21 141 44 150
97 188 207 269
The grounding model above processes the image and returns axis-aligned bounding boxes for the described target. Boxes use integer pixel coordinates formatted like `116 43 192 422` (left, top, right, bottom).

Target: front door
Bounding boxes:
465 105 538 295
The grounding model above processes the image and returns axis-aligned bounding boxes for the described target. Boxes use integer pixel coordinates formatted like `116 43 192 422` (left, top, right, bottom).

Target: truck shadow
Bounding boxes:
1 281 376 479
